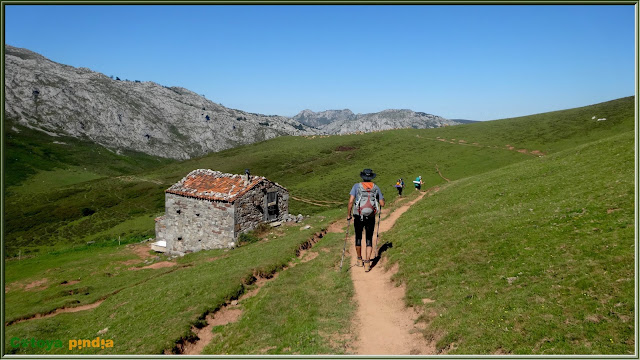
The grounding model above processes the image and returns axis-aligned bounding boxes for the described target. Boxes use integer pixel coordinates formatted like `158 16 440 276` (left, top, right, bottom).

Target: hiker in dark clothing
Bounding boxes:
395 178 405 196
347 168 385 272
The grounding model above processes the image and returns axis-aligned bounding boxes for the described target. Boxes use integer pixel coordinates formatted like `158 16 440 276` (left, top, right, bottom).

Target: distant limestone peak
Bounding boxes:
291 107 460 135
292 109 356 128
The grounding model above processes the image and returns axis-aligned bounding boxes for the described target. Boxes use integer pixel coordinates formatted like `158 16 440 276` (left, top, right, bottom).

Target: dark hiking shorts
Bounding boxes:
354 215 376 247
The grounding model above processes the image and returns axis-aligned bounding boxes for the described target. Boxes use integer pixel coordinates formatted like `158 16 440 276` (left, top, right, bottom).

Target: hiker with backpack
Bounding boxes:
413 175 423 191
347 168 385 272
395 178 405 196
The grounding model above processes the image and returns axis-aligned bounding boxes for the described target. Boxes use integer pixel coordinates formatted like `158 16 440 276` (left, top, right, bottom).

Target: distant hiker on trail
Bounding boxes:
395 178 405 196
413 176 423 191
347 168 385 272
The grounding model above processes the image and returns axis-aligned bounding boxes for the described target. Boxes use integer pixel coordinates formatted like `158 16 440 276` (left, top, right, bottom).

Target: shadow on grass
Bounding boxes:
371 242 392 269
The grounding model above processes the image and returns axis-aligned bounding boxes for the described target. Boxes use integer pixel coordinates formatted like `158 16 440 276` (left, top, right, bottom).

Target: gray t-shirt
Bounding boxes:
349 182 384 200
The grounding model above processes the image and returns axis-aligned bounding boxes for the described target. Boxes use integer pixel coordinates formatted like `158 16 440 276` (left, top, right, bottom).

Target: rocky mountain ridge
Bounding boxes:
292 109 356 128
5 45 462 159
292 108 461 135
4 45 318 159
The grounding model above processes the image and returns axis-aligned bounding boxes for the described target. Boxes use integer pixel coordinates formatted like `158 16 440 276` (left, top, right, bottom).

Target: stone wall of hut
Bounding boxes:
161 193 235 254
234 181 289 235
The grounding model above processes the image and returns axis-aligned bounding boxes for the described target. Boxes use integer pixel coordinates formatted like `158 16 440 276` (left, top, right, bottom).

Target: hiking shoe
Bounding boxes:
364 260 371 272
356 257 363 267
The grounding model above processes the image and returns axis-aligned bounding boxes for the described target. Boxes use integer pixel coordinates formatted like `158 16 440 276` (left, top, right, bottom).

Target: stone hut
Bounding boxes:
155 169 289 255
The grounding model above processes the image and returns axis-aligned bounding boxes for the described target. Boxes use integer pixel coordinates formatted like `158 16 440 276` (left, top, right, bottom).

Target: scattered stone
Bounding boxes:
507 277 518 285
301 225 311 230
270 221 282 227
231 300 238 306
282 213 305 223
97 327 108 335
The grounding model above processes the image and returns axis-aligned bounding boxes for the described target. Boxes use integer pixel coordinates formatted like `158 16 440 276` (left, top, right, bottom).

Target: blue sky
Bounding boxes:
4 5 636 120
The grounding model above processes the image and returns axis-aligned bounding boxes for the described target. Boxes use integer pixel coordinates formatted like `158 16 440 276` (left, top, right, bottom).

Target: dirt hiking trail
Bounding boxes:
346 190 436 355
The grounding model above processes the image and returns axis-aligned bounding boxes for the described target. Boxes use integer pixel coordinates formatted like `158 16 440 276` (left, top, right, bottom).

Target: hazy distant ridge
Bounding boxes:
291 108 463 134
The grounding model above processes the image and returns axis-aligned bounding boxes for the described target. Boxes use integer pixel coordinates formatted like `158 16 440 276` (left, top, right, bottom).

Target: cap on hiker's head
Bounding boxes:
360 168 376 181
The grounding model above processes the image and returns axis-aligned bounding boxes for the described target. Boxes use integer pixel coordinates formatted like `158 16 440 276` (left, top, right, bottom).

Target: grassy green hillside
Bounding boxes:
4 96 634 256
3 96 635 355
4 117 175 190
427 96 634 154
4 211 353 355
3 117 176 255
384 130 634 354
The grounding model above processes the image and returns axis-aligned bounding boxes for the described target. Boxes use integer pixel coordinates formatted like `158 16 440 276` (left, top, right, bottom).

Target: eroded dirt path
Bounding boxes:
178 230 327 355
349 190 436 355
6 255 188 327
425 136 546 157
435 164 450 183
290 195 342 208
7 300 105 326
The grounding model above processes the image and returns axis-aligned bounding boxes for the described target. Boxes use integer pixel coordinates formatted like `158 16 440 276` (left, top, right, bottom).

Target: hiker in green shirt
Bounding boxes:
413 175 423 191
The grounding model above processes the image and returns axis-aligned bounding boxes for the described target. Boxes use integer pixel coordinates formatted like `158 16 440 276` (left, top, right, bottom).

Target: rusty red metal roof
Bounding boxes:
165 169 283 203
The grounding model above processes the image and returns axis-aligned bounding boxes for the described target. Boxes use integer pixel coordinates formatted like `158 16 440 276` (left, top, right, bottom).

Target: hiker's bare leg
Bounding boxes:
356 245 362 259
365 246 373 261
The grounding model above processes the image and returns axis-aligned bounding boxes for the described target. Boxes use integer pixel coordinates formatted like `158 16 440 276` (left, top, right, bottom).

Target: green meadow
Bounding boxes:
4 215 346 355
3 96 635 354
385 131 634 354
